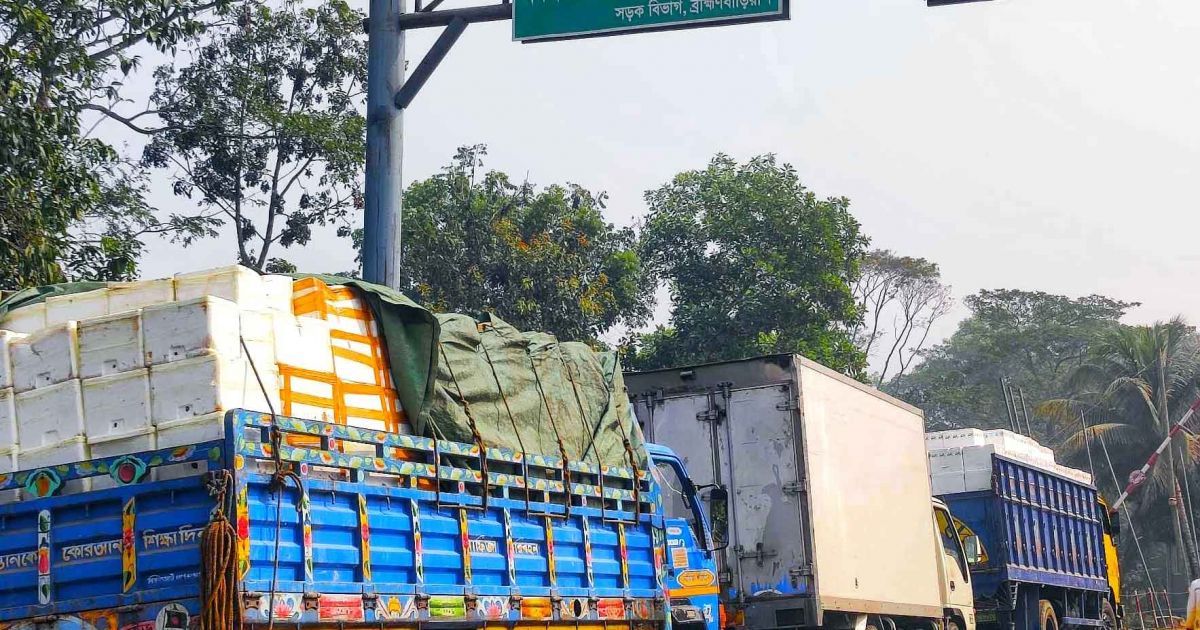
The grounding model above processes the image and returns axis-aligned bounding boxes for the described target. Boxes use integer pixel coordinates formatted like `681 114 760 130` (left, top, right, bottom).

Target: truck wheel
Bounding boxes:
945 617 962 630
1102 600 1117 630
1040 601 1058 630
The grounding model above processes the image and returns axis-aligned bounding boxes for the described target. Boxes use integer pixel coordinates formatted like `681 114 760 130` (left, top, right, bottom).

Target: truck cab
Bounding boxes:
647 443 725 630
934 498 979 630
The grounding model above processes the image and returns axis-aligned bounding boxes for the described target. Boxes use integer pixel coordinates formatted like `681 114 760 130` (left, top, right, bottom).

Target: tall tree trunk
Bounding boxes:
1159 355 1198 593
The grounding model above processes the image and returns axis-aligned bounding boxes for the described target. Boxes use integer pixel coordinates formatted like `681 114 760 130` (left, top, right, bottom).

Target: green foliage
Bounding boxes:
628 153 868 375
142 0 367 270
398 145 653 343
1041 318 1200 591
0 0 227 288
888 289 1136 432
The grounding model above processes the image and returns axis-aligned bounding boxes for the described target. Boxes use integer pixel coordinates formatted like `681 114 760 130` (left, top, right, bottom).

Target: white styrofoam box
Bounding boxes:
2 302 46 334
963 469 994 492
342 384 402 432
150 354 280 424
21 436 91 493
0 388 15 450
261 275 295 315
89 428 157 489
275 316 334 372
1053 464 1094 485
331 332 385 385
931 472 967 495
156 412 223 449
280 372 336 423
175 266 288 313
961 444 997 471
78 311 144 378
925 429 987 450
0 447 17 502
15 379 85 449
107 279 174 314
45 289 109 326
12 323 80 392
0 331 26 389
155 413 222 480
143 296 239 365
927 447 965 475
142 298 275 367
83 369 152 441
238 309 277 369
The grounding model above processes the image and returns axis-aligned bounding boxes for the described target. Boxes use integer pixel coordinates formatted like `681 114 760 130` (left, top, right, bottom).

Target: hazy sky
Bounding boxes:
111 0 1200 354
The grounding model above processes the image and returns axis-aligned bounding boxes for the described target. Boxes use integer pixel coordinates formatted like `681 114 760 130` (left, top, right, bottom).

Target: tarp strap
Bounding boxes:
529 352 571 520
479 340 532 511
439 343 489 512
561 355 606 521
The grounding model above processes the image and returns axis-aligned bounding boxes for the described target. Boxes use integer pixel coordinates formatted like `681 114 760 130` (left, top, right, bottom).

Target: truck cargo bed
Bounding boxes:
0 410 667 627
940 455 1109 598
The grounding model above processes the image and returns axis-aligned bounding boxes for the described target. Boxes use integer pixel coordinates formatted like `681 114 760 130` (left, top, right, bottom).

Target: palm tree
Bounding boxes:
1040 317 1200 592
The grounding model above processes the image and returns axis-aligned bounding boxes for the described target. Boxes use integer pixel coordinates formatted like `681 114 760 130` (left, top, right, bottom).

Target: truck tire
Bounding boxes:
1040 601 1058 630
945 617 962 630
1102 600 1117 630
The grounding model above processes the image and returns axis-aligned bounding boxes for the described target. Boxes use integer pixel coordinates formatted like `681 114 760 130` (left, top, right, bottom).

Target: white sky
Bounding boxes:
107 0 1200 356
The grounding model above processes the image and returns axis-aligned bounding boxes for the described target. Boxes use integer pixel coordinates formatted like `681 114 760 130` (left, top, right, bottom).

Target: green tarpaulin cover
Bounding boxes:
0 272 645 468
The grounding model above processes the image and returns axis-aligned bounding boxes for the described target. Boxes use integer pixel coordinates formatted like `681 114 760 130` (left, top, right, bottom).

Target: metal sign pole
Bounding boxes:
363 0 406 287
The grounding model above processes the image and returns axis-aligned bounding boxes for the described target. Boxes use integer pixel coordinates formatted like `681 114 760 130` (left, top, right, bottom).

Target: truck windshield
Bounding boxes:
653 459 700 535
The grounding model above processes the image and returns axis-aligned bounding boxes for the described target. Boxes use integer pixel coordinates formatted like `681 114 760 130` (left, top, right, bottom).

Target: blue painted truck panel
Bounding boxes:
0 410 674 627
940 454 1111 630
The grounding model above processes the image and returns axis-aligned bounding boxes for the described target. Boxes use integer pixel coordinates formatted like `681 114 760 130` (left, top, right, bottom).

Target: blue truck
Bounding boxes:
936 454 1122 630
0 410 725 630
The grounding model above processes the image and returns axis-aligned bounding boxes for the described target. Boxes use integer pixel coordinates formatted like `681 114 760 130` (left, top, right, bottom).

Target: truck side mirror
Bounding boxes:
708 486 730 551
1109 509 1122 538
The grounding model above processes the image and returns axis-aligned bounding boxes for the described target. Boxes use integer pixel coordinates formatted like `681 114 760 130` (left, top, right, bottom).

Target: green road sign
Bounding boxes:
513 0 787 42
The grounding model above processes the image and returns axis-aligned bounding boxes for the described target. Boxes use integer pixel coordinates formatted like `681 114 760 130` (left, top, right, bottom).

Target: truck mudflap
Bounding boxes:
1 410 680 629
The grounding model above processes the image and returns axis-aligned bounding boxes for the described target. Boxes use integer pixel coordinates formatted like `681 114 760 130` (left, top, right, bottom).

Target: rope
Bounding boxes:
1182 455 1200 565
480 340 531 505
528 349 572 516
201 469 240 630
1097 424 1158 597
240 336 304 630
440 343 489 509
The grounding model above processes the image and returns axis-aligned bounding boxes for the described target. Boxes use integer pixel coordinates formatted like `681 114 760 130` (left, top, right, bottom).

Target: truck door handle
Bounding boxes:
950 581 956 591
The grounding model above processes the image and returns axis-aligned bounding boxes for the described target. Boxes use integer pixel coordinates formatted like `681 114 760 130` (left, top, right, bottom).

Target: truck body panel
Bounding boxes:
0 410 675 628
941 456 1109 598
628 354 947 627
936 449 1114 630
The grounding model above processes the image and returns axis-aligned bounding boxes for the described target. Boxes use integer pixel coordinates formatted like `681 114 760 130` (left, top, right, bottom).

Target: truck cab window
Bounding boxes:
654 459 700 534
935 508 970 582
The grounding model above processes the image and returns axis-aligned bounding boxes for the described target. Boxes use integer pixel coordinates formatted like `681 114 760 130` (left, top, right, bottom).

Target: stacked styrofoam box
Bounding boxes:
1 303 46 334
0 267 307 500
145 296 280 449
175 266 292 315
924 428 987 450
928 447 968 495
926 429 1095 493
291 277 404 434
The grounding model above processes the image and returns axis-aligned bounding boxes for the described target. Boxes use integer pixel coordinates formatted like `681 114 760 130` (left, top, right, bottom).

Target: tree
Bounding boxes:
852 249 953 385
0 0 227 287
628 153 868 375
397 145 653 343
888 289 1136 432
1040 319 1200 591
140 0 367 272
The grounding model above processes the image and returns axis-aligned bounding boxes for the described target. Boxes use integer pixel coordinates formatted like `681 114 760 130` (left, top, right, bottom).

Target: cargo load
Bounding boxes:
0 266 647 491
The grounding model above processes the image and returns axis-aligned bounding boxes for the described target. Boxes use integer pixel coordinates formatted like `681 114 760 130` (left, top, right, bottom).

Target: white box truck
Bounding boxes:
627 355 976 630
